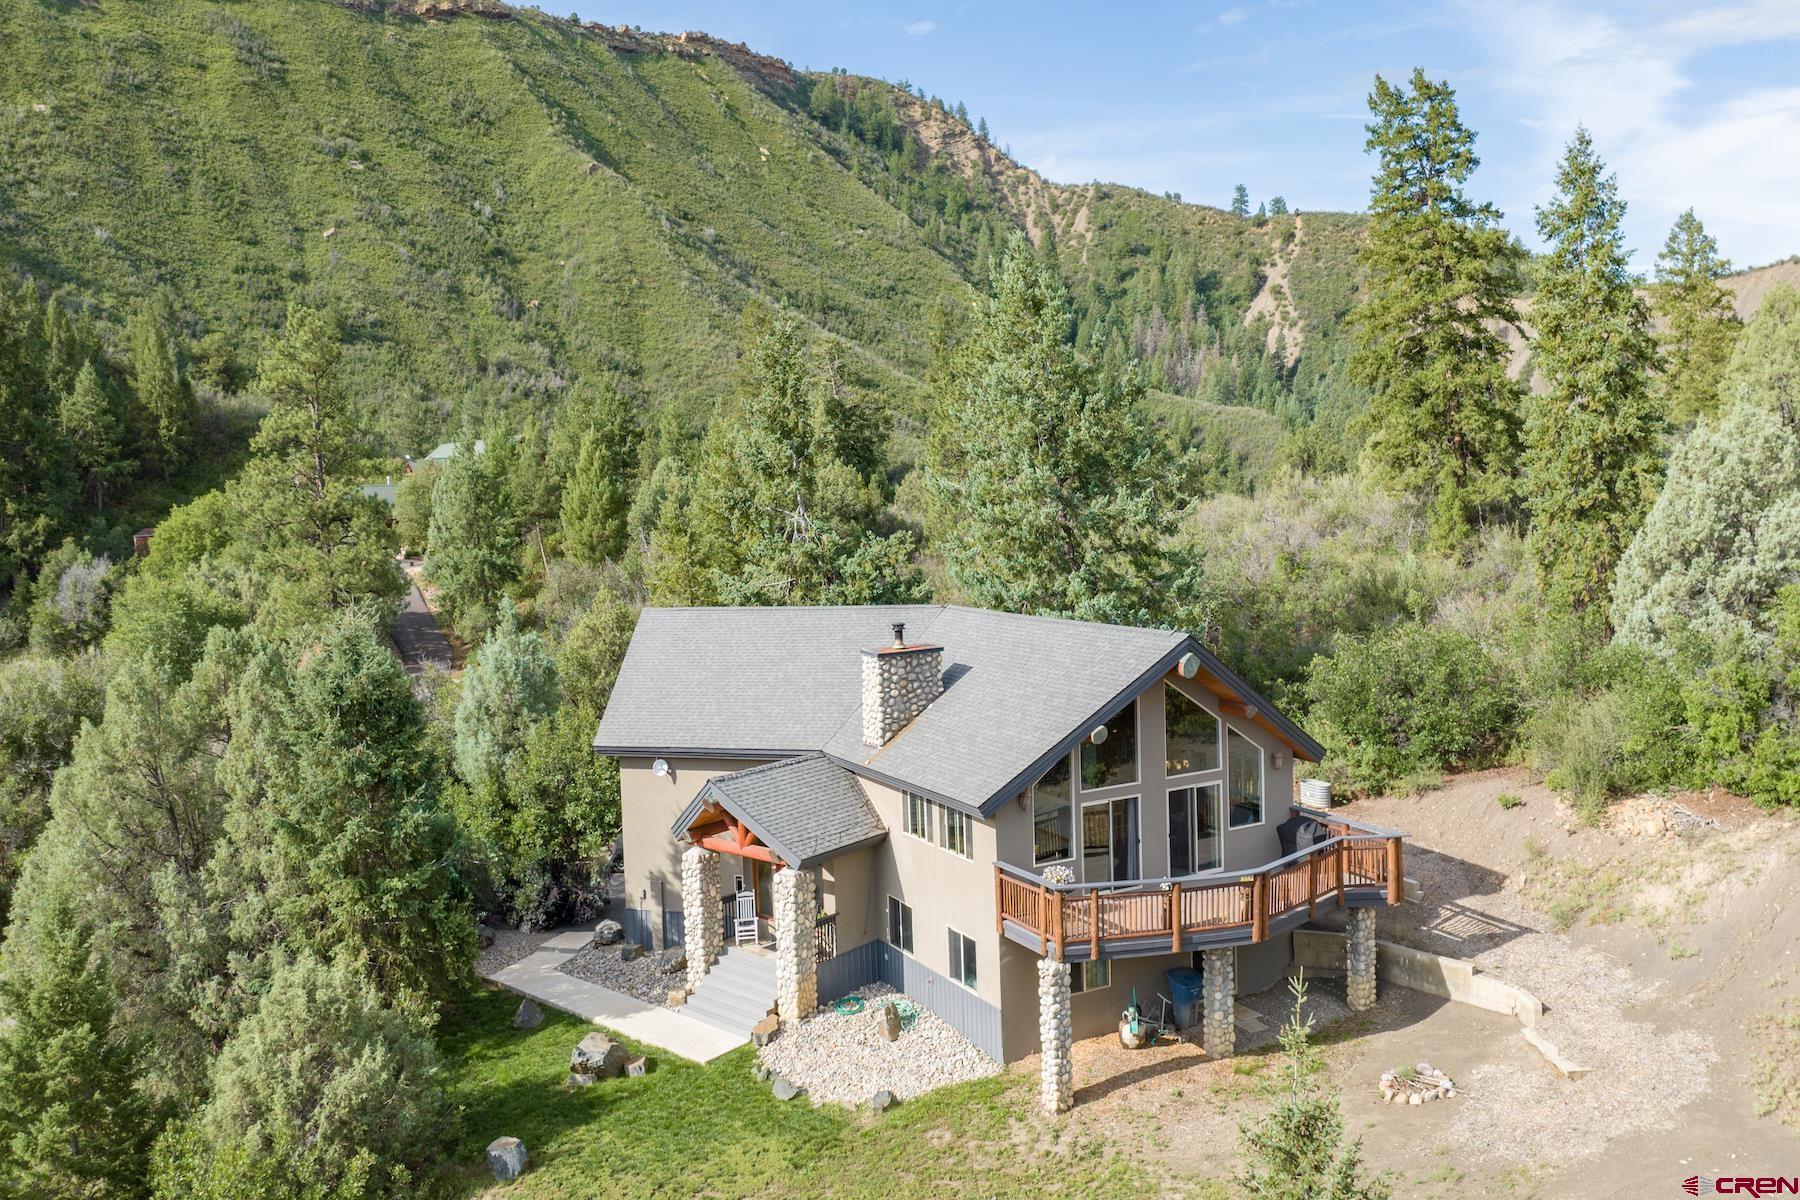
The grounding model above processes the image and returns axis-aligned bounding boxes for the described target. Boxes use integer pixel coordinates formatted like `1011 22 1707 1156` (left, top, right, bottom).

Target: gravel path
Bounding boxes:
758 983 999 1105
559 943 685 1006
476 927 553 978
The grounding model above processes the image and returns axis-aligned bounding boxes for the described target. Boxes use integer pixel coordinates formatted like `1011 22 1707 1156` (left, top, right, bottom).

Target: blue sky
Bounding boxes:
566 1 1800 269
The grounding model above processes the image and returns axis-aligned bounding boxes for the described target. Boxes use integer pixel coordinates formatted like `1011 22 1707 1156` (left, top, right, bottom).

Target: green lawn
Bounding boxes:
440 986 1223 1199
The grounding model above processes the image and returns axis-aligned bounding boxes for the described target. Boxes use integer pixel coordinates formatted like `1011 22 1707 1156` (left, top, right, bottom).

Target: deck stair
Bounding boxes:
684 946 778 1036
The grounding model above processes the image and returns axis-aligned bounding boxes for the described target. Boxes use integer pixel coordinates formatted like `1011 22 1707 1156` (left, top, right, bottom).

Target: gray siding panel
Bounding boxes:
622 907 655 950
815 939 1004 1062
662 909 686 950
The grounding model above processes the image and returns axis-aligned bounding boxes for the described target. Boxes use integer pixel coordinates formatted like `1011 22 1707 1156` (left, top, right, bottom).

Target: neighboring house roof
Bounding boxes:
359 482 397 505
423 438 485 463
670 753 887 868
595 605 1325 818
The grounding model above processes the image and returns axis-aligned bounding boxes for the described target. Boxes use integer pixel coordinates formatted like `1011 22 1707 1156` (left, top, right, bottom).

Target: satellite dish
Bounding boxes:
1178 652 1201 679
1089 725 1109 745
652 758 670 778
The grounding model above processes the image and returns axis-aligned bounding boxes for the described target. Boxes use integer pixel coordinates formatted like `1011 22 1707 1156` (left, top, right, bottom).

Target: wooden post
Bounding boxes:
1387 837 1405 906
1169 883 1183 952
1308 851 1319 919
1089 890 1100 959
994 868 1004 934
1052 889 1066 961
1335 840 1346 907
1251 872 1269 942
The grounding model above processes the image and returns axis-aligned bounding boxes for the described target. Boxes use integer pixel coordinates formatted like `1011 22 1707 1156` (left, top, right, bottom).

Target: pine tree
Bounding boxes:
924 233 1191 625
234 305 401 633
977 115 990 143
0 892 159 1198
1720 283 1800 428
125 294 193 480
1269 195 1289 216
554 380 640 565
452 603 559 794
424 427 519 638
1651 209 1740 424
1235 975 1389 1200
1349 68 1522 548
0 284 74 584
59 362 131 509
1525 127 1665 616
1231 184 1250 218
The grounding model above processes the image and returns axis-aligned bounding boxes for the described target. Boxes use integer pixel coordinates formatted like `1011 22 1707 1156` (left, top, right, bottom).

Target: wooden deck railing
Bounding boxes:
995 816 1404 961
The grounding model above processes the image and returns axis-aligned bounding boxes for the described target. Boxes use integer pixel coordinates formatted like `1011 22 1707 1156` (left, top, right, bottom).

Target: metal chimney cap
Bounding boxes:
892 622 906 647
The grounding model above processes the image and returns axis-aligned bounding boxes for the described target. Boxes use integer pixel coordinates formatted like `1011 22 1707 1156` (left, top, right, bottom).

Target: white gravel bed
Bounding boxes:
476 927 552 978
757 983 1000 1105
559 943 685 1006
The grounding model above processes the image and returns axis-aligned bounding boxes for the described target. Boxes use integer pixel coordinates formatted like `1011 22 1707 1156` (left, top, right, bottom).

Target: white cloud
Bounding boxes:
1462 0 1800 263
905 19 936 36
1218 6 1251 27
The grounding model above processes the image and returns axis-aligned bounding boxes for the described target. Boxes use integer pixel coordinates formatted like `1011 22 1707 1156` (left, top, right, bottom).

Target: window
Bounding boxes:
948 928 977 989
903 791 932 840
1227 727 1263 828
886 896 913 953
1032 755 1073 864
1169 783 1222 875
1080 699 1138 789
904 792 973 859
938 806 972 857
1071 959 1111 993
1165 684 1220 776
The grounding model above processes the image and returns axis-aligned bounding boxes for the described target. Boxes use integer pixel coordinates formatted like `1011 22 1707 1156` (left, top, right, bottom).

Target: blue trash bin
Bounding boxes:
1165 967 1204 1030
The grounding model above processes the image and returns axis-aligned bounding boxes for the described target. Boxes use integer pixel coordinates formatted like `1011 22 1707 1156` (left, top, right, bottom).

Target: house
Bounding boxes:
593 605 1406 1112
422 438 484 466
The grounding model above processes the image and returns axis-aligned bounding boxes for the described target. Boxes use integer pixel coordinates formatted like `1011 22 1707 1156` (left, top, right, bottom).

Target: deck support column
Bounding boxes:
1201 948 1236 1059
773 866 817 1025
1347 907 1377 1012
681 845 721 993
1037 958 1073 1114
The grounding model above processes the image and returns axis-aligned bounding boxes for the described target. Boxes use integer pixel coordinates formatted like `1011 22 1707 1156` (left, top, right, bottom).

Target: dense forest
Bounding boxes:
1 2 1797 1197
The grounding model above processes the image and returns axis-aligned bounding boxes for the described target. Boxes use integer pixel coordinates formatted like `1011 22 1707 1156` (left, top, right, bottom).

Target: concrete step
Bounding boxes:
684 989 773 1032
684 1002 763 1037
689 971 774 1010
707 958 777 987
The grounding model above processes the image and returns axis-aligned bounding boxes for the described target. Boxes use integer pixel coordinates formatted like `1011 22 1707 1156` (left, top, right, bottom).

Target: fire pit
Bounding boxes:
1380 1061 1456 1105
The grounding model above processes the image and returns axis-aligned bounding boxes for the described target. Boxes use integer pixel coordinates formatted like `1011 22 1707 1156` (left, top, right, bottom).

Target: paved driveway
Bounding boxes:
392 579 453 675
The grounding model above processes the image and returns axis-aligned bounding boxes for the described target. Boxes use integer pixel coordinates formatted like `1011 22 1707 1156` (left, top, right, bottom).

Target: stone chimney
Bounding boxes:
861 622 943 746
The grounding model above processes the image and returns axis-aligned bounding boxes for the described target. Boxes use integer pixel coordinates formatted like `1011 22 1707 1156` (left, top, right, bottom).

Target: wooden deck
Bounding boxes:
995 815 1406 962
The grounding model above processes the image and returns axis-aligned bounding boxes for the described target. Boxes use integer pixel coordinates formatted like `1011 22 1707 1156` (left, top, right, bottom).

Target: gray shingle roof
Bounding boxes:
671 754 886 868
595 604 1323 817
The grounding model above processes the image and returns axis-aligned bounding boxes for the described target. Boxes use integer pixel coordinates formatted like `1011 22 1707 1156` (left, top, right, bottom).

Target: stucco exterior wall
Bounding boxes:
619 755 770 948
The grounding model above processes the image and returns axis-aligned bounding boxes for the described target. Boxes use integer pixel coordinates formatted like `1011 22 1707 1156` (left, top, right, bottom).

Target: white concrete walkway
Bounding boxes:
484 931 746 1064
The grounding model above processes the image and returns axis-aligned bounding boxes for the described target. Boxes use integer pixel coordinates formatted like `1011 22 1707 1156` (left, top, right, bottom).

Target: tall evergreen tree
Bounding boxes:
59 362 131 509
124 294 193 480
0 283 74 586
1525 127 1665 616
1349 68 1521 549
1231 184 1251 218
234 305 400 633
1651 209 1740 424
0 894 158 1199
452 604 559 794
1720 283 1800 428
650 313 921 606
553 380 640 565
424 428 519 638
924 233 1190 625
1269 195 1289 216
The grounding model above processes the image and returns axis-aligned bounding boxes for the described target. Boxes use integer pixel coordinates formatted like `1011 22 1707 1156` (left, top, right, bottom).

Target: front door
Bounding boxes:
1081 797 1138 883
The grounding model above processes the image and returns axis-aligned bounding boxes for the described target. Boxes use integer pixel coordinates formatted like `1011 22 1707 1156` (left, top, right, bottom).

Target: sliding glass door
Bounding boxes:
1080 796 1138 883
1168 783 1222 876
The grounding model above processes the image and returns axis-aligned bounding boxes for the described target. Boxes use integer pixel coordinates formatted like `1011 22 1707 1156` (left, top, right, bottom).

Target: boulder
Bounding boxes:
618 942 645 962
772 1076 804 1102
626 1055 650 1077
750 1014 780 1048
751 1062 771 1083
486 1136 528 1182
512 999 543 1030
593 919 623 946
567 1072 597 1088
871 1004 901 1042
869 1089 895 1113
659 947 687 974
571 1031 626 1079
477 922 496 951
666 987 688 1007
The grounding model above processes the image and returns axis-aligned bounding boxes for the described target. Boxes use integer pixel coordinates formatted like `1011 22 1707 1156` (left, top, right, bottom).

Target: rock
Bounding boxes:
659 947 686 974
772 1075 803 1102
584 160 600 175
571 1031 626 1079
486 1136 528 1182
618 942 645 962
477 922 496 950
1408 1092 1422 1106
512 999 543 1030
593 919 623 946
1415 1062 1432 1075
321 227 337 241
751 1062 771 1083
869 1089 895 1113
627 1055 650 1077
872 1004 901 1042
667 987 688 1007
751 1014 780 1048
567 1072 598 1088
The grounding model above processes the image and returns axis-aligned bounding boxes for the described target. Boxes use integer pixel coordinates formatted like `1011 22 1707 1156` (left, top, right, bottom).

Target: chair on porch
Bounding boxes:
732 890 758 946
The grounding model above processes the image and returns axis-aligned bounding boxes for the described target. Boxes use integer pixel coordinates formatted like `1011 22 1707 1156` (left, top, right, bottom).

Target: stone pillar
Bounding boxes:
772 867 817 1025
1202 948 1236 1059
1037 958 1073 1114
681 846 721 993
1347 906 1377 1012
